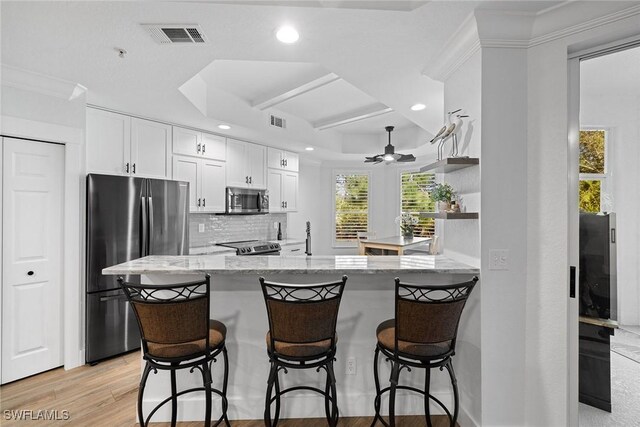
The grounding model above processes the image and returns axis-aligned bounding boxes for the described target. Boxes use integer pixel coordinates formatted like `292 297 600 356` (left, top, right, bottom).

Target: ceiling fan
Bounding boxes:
364 126 416 164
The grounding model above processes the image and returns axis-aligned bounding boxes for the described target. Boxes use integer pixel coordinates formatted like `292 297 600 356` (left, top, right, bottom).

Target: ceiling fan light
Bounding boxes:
383 154 395 161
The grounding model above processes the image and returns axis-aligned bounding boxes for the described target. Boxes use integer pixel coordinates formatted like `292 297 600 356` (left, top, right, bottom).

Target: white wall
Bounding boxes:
580 93 640 326
442 49 482 425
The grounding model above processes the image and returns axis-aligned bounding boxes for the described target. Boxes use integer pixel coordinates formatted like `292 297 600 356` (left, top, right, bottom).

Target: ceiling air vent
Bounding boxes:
269 114 286 129
142 24 207 44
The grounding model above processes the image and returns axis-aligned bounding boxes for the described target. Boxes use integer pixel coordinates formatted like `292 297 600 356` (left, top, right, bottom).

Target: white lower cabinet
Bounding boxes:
267 169 298 212
173 155 226 213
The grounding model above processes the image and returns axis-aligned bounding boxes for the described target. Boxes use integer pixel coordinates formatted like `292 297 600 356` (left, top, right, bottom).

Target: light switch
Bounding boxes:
198 223 205 233
489 249 509 270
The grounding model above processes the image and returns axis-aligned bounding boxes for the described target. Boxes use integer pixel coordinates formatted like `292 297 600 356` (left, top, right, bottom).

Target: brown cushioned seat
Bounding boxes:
376 319 451 358
147 319 226 359
266 331 336 358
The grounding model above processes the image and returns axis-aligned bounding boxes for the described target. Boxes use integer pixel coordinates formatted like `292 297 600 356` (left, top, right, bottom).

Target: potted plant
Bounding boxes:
395 213 419 238
430 183 456 212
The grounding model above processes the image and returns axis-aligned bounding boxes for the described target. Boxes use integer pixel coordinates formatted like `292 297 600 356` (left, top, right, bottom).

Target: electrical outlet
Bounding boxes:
198 224 205 233
346 357 356 375
489 249 509 270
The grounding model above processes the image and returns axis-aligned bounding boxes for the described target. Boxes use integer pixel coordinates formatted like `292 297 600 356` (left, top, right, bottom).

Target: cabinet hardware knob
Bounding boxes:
285 159 287 167
27 271 34 276
246 176 248 184
249 176 252 184
202 144 206 154
132 163 136 174
281 201 284 208
125 163 130 173
197 143 201 153
202 198 206 207
285 201 288 208
198 198 201 207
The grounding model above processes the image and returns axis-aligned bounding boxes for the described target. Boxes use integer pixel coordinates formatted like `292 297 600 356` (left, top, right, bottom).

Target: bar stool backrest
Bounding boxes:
394 277 478 354
259 276 347 346
118 275 211 355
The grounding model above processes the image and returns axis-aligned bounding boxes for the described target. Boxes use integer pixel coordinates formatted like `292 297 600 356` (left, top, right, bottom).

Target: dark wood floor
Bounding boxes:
0 351 455 426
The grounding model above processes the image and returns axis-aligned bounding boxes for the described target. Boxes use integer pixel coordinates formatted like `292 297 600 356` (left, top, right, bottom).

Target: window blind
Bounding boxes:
335 173 369 242
401 171 435 237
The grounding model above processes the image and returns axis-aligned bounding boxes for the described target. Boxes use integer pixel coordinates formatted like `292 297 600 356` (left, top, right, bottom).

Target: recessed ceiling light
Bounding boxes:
305 147 314 151
218 124 231 130
276 26 299 44
411 103 426 111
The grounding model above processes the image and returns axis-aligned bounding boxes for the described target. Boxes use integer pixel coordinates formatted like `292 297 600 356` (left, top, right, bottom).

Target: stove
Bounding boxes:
216 240 281 256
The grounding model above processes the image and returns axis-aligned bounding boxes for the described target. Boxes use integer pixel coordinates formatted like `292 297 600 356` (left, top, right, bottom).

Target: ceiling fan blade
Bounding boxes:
364 155 383 163
397 154 416 162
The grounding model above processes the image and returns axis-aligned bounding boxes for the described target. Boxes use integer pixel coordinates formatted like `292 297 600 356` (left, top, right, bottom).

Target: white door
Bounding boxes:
173 126 201 157
247 142 266 189
86 108 131 175
201 133 226 161
130 118 171 179
283 172 298 212
201 160 226 213
267 147 283 170
267 169 283 212
173 155 200 212
2 138 64 384
284 151 299 172
226 139 248 188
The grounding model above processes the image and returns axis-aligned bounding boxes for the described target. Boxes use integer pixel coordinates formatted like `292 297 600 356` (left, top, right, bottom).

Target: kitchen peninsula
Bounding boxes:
103 254 478 422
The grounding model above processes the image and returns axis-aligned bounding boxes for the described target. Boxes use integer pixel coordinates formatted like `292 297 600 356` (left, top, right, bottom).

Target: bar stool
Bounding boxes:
259 276 348 427
371 277 478 427
118 275 230 427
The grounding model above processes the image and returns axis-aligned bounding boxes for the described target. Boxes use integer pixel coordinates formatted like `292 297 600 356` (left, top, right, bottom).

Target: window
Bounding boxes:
400 171 436 237
579 129 607 213
334 173 369 245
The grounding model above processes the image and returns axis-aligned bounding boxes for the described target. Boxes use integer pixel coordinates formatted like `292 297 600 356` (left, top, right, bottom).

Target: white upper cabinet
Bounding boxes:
267 169 298 212
130 118 171 179
226 138 266 189
87 108 171 178
173 126 226 160
172 155 226 213
267 147 299 172
86 108 131 176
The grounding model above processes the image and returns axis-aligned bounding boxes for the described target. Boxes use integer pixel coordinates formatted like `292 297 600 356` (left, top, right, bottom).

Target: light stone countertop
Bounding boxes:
102 254 479 276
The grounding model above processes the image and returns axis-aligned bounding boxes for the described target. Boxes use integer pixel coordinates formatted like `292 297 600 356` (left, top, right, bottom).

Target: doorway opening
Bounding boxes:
577 45 640 426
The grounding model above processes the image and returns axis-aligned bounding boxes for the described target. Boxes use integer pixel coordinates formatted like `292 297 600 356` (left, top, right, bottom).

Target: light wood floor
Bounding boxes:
0 351 455 426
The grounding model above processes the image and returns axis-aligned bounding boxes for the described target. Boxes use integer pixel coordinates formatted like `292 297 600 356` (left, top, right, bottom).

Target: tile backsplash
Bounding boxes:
189 213 287 249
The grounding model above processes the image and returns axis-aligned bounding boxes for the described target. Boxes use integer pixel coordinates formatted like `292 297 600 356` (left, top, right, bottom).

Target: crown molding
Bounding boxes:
529 3 640 47
1 64 86 101
422 13 480 82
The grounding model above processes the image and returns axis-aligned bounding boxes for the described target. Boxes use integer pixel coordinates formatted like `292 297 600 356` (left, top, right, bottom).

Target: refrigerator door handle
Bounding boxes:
148 195 154 255
611 228 616 243
99 294 128 302
141 195 148 256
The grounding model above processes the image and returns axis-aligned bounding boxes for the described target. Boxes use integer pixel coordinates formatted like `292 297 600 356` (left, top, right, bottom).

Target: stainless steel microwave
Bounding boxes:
225 187 269 214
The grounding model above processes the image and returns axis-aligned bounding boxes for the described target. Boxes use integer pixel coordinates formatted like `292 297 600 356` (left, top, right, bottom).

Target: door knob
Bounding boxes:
27 271 34 276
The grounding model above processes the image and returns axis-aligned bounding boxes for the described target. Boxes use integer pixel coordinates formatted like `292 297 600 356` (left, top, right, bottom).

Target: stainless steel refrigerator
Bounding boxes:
86 174 189 363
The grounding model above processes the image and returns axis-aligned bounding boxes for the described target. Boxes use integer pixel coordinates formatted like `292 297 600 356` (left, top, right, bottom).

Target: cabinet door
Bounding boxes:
267 147 283 170
200 160 226 213
284 151 299 172
172 155 199 212
86 108 131 175
173 126 201 157
247 142 267 189
267 169 283 213
201 133 226 161
130 118 171 179
282 172 298 212
226 139 248 188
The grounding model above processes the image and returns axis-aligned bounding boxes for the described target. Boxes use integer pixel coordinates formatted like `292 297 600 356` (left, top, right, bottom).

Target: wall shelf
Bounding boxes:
420 212 479 220
419 157 479 173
